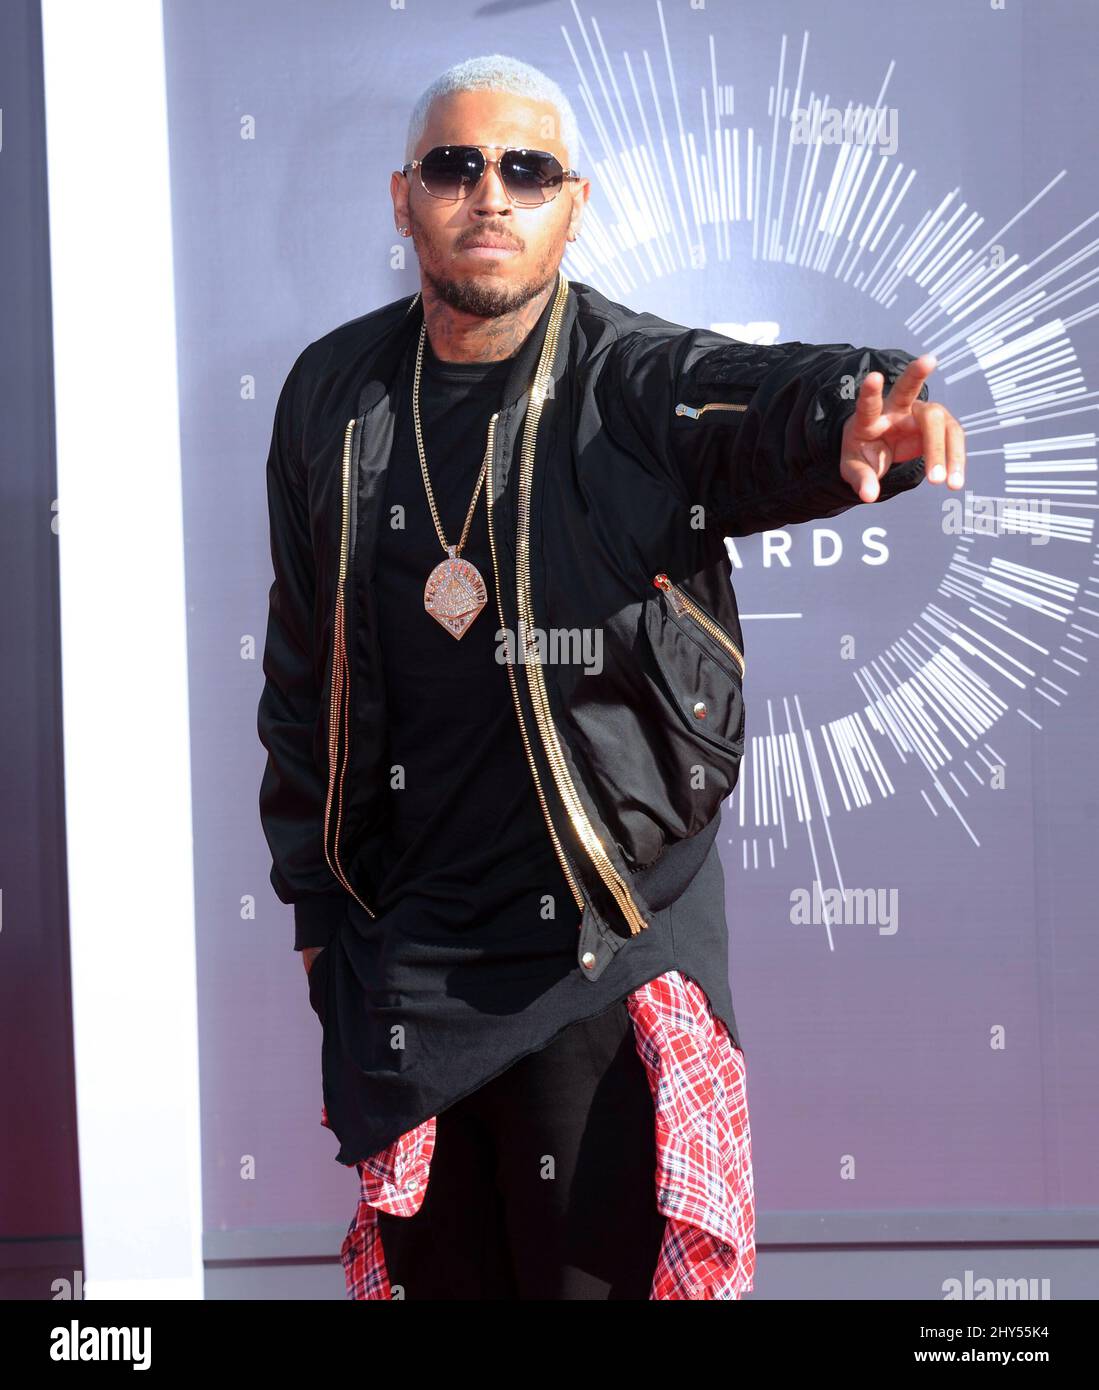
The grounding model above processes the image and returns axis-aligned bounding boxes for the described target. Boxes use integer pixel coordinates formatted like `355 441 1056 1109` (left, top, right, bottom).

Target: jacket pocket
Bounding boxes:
672 393 752 421
637 579 746 840
652 573 744 681
647 575 745 754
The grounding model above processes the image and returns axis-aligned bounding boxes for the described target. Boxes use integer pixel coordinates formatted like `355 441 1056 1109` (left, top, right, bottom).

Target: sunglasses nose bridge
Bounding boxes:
472 153 512 203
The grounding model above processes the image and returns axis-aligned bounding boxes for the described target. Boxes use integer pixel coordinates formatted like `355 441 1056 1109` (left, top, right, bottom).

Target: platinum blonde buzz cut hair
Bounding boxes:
404 53 581 170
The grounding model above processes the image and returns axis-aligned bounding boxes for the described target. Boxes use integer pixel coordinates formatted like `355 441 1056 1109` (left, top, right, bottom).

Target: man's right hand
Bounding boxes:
303 945 326 976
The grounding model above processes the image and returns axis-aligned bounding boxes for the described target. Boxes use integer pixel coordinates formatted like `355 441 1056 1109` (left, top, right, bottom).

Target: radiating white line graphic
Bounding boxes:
559 2 1098 914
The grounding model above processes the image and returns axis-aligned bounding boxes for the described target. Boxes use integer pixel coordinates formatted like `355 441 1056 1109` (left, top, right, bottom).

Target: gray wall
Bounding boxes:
0 0 82 1300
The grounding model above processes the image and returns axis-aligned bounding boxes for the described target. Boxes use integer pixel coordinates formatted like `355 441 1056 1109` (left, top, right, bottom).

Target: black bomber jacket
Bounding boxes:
257 271 928 983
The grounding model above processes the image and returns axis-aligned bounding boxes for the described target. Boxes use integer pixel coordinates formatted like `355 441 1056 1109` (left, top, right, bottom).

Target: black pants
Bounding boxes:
376 998 667 1300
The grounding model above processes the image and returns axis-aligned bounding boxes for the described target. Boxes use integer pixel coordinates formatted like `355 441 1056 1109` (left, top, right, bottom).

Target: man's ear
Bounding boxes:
390 169 410 231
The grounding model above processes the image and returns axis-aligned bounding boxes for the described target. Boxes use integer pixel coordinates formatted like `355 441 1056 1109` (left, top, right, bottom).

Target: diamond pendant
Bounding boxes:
423 545 488 639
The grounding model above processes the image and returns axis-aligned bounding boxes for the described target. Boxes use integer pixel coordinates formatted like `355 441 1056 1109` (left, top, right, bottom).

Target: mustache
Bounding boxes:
455 227 524 251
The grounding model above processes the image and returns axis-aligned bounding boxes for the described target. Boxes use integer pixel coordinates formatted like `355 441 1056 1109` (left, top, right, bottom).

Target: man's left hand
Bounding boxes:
840 353 966 503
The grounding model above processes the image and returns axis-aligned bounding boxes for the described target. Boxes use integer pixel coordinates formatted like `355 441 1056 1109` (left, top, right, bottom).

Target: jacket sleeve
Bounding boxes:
597 326 930 536
256 348 348 952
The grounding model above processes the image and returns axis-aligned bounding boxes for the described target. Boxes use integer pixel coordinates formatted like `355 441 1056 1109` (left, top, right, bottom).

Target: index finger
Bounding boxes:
884 352 938 414
852 369 885 430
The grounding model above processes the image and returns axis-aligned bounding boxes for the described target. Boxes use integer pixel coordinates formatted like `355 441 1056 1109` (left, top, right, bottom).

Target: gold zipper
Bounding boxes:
326 401 588 923
322 291 424 914
323 416 375 918
514 274 649 936
484 412 586 915
653 572 746 678
674 400 749 418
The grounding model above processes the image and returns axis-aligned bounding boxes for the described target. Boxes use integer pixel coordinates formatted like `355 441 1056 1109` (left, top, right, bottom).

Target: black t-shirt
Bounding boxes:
372 333 581 965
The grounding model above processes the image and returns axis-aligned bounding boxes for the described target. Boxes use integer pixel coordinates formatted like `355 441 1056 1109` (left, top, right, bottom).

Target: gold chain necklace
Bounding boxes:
412 321 495 639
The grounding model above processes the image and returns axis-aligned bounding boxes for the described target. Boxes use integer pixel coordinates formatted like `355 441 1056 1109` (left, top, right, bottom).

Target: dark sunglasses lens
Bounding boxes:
501 149 564 203
420 146 484 199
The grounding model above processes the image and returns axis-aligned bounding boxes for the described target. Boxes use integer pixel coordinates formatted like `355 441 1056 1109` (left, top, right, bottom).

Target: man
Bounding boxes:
257 53 966 1301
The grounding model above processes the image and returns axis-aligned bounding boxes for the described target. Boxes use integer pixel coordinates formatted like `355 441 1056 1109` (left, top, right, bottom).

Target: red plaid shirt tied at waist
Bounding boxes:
321 969 755 1301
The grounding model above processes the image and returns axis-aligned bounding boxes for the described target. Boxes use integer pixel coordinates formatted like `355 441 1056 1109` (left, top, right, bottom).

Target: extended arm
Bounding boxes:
596 323 963 535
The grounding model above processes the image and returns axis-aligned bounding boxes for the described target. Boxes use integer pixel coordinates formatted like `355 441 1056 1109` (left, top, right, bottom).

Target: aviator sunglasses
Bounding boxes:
401 144 581 207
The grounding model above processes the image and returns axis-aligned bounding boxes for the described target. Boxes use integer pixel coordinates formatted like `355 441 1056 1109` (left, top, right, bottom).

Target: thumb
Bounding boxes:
841 435 892 503
858 437 891 473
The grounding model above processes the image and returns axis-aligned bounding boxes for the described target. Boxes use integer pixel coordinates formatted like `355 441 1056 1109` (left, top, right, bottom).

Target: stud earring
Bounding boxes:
398 225 409 235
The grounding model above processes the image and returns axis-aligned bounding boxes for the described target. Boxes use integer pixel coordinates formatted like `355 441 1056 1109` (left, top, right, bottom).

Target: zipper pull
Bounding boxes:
653 572 686 614
675 400 749 418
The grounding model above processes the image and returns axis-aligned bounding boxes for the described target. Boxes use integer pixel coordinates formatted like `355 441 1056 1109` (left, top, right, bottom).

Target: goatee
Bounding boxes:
421 263 557 319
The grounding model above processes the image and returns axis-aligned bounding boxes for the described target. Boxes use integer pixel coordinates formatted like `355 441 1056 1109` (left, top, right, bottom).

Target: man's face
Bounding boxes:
391 88 589 318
